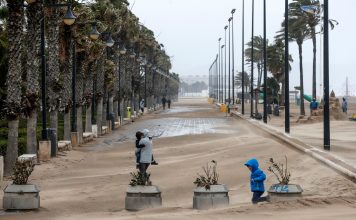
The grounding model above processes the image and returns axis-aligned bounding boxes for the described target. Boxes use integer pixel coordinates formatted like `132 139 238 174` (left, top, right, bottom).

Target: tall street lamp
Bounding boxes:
231 9 236 105
285 0 290 133
118 43 127 117
224 25 228 103
218 38 222 103
242 0 245 114
263 0 268 123
323 0 330 150
228 17 232 106
221 44 224 102
35 1 76 140
250 0 255 118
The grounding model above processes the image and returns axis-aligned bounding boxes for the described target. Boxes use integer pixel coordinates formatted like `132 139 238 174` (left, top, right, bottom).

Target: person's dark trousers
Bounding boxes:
139 163 150 173
141 108 144 113
252 191 268 204
163 103 166 110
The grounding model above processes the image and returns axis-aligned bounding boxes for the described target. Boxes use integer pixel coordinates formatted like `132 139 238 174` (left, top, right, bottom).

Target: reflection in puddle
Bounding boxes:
113 117 233 144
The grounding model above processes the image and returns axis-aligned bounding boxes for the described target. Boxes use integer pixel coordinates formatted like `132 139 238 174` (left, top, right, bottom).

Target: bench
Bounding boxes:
102 126 109 135
18 154 37 164
83 132 94 143
58 140 72 151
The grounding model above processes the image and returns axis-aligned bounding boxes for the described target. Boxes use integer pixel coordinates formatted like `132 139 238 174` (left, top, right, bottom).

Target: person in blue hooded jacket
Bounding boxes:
245 158 268 204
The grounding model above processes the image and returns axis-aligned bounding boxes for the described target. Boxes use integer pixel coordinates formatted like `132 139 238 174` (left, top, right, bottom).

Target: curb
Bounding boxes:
230 111 356 182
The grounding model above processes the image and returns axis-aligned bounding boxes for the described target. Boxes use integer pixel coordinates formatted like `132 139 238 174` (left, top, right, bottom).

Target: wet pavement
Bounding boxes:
87 102 236 148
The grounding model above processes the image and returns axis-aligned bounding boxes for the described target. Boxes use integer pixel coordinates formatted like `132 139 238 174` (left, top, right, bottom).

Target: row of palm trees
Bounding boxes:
235 0 337 115
0 0 179 174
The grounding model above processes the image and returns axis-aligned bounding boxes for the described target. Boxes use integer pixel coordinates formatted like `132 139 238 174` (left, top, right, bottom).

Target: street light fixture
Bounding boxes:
63 6 76 26
241 0 245 115
224 25 228 103
89 23 100 40
129 50 136 58
228 17 232 107
105 34 115 47
251 0 255 118
231 9 236 105
285 0 290 133
263 0 267 123
218 38 222 103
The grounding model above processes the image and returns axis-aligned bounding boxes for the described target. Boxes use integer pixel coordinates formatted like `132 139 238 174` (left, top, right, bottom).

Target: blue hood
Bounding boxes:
245 158 259 172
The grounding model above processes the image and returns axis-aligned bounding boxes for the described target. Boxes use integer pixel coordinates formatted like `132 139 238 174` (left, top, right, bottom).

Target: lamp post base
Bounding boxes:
71 132 79 148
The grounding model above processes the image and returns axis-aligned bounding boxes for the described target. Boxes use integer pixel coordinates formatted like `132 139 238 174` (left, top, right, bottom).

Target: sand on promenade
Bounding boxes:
0 98 356 220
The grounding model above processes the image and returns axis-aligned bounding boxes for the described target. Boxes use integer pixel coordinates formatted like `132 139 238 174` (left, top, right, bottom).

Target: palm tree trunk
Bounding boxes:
6 120 19 175
64 111 71 140
5 1 24 175
50 110 58 136
47 4 61 141
312 27 317 99
298 43 305 116
77 106 83 143
25 2 41 153
113 100 118 121
97 97 103 135
85 103 92 132
26 112 37 154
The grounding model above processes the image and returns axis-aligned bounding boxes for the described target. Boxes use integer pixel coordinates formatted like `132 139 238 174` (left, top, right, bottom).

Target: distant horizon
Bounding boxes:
129 0 356 97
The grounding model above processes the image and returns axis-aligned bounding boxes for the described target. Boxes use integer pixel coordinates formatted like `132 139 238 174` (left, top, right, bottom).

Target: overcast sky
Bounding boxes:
128 0 356 97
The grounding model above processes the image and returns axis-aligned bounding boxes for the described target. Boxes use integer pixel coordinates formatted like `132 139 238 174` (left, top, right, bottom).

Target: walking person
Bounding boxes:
167 98 171 109
342 97 348 114
245 158 268 204
140 98 145 113
161 96 167 110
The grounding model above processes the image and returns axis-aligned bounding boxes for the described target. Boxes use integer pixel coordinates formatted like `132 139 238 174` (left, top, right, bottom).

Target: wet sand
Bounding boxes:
1 98 356 220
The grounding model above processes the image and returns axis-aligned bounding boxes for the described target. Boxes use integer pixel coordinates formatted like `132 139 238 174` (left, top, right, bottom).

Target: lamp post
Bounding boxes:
221 44 225 103
285 0 290 133
250 0 255 118
37 2 76 139
242 0 245 114
323 0 330 150
224 25 228 103
218 38 222 103
231 9 236 105
263 0 267 123
228 17 232 107
118 43 127 117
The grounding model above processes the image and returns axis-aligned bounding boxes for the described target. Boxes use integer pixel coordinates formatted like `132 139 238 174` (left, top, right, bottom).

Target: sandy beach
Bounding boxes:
1 98 356 220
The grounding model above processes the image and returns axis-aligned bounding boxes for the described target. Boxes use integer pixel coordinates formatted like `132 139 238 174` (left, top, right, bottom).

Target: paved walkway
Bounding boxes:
1 98 355 220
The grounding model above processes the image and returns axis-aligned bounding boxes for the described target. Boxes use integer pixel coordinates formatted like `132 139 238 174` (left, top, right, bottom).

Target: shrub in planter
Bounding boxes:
193 160 229 210
125 171 161 211
267 157 303 202
3 160 40 210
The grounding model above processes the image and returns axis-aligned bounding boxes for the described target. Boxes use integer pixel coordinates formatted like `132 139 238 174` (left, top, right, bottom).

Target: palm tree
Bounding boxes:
290 0 338 99
245 36 265 90
235 71 251 97
266 39 293 105
278 13 310 115
47 1 62 138
4 0 24 175
59 24 73 140
25 1 42 153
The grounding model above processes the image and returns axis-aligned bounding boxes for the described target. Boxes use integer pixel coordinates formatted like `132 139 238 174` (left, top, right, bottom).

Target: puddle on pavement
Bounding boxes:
111 117 234 145
159 106 212 115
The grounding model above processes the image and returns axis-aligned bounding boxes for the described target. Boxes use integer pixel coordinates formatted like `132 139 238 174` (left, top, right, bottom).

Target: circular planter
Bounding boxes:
3 184 40 210
267 184 303 202
193 184 229 210
125 185 162 211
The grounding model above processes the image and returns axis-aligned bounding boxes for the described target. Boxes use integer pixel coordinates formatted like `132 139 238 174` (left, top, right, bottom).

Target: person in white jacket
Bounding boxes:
138 129 158 173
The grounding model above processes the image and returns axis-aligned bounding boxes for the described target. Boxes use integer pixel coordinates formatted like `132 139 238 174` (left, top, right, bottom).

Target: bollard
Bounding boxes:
47 128 58 157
